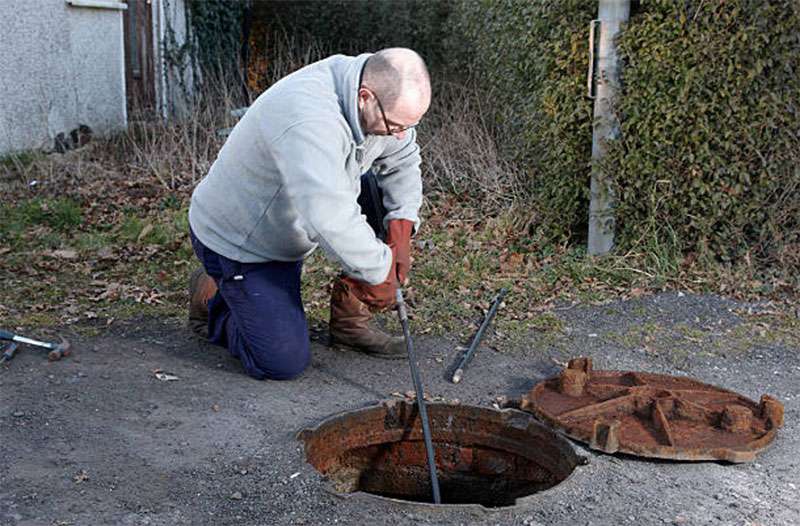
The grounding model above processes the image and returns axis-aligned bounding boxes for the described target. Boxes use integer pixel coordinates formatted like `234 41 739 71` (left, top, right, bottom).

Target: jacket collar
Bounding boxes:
335 53 372 146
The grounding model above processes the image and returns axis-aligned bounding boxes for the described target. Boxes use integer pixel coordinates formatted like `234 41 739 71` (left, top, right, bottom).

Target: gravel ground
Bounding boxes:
1 292 798 525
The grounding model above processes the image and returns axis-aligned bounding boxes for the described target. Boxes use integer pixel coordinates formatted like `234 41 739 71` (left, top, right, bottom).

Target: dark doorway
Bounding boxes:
123 0 156 113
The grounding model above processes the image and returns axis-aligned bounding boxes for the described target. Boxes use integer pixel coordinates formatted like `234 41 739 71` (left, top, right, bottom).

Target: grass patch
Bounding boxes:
0 150 45 170
1 198 83 244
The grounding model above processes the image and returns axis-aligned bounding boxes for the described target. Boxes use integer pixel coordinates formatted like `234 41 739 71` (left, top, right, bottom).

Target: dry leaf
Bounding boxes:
137 223 154 243
500 252 525 273
49 249 78 260
96 247 115 260
153 370 179 381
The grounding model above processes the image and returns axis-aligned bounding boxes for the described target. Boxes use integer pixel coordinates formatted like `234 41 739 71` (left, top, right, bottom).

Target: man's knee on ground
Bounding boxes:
242 343 311 381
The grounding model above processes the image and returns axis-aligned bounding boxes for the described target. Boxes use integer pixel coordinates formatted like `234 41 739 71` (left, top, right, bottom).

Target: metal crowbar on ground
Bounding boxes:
451 287 509 384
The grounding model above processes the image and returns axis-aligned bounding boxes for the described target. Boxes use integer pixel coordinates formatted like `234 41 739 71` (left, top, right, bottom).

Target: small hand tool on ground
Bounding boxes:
0 342 20 366
0 329 71 361
395 288 441 504
451 287 509 384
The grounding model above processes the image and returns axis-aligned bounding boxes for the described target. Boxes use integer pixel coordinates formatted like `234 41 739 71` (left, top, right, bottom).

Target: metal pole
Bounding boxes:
395 289 442 504
451 287 508 384
587 0 630 255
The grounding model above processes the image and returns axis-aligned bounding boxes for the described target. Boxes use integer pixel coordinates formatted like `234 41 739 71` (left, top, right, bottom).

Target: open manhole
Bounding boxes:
297 400 585 509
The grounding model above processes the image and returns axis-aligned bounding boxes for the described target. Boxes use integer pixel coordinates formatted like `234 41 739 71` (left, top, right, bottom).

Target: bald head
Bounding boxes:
362 48 431 116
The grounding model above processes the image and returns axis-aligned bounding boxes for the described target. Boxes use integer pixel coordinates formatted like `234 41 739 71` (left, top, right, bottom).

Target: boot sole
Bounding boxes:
330 343 407 360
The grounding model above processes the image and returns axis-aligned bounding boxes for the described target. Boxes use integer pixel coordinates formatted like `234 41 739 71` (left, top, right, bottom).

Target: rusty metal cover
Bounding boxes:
519 357 783 463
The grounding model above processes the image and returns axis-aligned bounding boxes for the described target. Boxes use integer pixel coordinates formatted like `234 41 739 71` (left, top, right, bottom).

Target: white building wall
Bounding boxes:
0 0 126 155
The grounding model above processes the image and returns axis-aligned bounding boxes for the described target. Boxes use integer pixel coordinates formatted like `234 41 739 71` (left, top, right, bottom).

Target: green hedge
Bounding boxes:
607 0 800 268
454 0 800 268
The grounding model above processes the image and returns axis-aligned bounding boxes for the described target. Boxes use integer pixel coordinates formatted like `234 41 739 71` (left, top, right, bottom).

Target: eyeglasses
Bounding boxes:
364 88 418 136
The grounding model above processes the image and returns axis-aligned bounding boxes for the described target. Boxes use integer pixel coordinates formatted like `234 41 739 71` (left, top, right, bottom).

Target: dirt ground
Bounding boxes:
1 293 798 526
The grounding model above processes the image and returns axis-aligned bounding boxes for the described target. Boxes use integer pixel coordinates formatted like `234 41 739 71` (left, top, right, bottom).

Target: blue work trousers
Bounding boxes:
190 172 386 380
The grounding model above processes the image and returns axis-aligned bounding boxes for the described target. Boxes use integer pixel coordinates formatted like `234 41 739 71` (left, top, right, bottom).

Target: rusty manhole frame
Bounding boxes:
520 357 784 463
297 400 587 511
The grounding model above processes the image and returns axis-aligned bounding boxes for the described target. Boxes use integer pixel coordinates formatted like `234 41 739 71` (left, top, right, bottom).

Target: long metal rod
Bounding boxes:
395 289 441 504
451 287 508 384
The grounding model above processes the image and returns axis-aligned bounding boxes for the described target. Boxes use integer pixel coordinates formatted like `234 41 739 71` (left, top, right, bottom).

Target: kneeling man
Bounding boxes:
187 48 431 380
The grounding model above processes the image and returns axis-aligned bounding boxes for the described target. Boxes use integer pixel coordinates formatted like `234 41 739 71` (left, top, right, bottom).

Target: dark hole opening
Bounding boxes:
349 441 561 507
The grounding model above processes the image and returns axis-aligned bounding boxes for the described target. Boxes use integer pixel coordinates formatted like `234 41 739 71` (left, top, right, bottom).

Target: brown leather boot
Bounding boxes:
329 277 406 359
188 267 218 338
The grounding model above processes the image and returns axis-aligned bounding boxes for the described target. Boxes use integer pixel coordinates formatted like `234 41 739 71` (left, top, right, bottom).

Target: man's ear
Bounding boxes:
358 87 375 103
359 88 377 114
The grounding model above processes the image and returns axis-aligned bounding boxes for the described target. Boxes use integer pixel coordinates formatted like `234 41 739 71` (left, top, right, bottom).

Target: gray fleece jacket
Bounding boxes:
188 53 422 285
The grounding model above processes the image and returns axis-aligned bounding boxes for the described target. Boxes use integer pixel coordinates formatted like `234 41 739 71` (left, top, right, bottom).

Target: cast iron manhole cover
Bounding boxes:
520 357 784 462
298 400 585 509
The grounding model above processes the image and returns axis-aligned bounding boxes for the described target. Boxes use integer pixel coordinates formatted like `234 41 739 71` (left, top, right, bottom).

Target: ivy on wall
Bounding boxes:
185 0 248 93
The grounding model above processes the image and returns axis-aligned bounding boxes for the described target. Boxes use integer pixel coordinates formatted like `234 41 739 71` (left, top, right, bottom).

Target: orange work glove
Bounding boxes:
386 219 414 285
341 251 398 311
